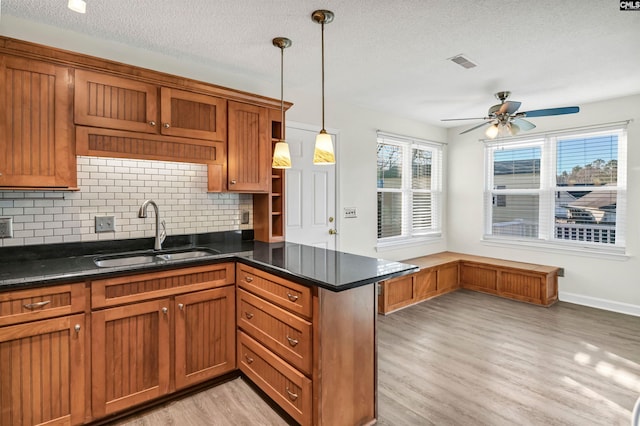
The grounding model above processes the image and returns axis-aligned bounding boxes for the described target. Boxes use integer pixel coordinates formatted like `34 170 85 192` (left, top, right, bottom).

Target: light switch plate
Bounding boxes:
95 216 116 233
0 217 13 238
344 207 357 218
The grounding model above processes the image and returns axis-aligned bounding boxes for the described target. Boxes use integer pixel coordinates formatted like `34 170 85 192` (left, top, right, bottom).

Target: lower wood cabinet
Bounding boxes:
0 314 85 426
90 264 236 419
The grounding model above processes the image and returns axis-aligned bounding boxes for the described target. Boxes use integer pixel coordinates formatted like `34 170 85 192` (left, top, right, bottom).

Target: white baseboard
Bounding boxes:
559 291 640 317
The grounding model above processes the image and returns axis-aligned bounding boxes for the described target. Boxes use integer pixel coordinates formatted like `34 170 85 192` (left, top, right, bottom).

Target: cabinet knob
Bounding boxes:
178 303 184 311
245 312 254 320
244 354 254 364
230 180 237 185
286 293 299 302
163 123 170 129
245 276 254 283
286 388 298 401
149 121 156 127
74 324 81 333
286 336 299 347
162 307 168 314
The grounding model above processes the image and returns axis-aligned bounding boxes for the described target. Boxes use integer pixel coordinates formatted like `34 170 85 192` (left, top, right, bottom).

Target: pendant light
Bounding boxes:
312 10 336 165
272 37 292 169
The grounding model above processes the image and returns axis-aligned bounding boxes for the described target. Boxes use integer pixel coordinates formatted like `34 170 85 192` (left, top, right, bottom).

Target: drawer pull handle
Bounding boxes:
149 121 156 127
23 300 51 310
230 180 237 185
286 293 299 302
286 336 299 347
178 303 184 311
245 276 254 283
245 312 254 320
74 324 81 333
245 354 254 364
286 388 298 401
162 307 168 314
163 122 170 128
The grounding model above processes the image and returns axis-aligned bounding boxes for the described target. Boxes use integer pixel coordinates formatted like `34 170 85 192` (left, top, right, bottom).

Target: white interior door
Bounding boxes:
285 124 337 249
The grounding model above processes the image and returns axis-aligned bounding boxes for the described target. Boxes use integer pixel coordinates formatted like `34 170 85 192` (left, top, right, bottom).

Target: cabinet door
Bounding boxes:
0 55 75 188
74 69 158 134
160 87 226 141
227 101 270 192
436 262 460 292
414 268 436 300
91 299 170 418
174 286 236 390
0 314 85 426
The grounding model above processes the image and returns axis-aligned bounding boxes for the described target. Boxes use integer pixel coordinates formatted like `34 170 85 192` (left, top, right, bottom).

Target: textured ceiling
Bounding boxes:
3 0 640 128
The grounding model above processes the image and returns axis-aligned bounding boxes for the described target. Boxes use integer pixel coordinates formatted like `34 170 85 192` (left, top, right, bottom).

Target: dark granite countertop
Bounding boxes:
0 231 417 292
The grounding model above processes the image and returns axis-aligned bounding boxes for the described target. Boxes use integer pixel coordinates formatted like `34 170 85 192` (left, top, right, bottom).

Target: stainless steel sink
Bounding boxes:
93 248 222 268
94 255 157 268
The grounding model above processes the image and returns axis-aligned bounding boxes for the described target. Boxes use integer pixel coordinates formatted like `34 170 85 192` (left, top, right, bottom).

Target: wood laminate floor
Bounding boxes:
114 290 640 426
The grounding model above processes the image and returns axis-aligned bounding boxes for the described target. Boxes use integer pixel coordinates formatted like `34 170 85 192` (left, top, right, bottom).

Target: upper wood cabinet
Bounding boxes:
227 101 270 192
0 55 76 189
74 69 226 142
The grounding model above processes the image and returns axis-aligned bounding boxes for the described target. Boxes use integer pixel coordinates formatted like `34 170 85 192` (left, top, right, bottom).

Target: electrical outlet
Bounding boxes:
241 210 250 224
95 216 116 233
343 207 357 218
0 217 13 238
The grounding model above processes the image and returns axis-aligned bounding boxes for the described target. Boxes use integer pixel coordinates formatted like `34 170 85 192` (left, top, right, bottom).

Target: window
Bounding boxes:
377 132 443 246
484 124 627 253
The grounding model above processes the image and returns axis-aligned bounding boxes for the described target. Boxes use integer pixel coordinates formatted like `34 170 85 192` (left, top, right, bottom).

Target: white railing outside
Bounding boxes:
554 223 616 244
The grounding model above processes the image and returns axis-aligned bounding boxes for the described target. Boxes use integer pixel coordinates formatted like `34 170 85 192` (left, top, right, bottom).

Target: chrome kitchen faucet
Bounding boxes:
138 199 166 250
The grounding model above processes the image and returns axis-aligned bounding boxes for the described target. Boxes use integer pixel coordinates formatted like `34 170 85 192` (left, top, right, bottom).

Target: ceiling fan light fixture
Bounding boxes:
485 123 499 139
312 9 336 166
272 37 292 169
68 0 86 13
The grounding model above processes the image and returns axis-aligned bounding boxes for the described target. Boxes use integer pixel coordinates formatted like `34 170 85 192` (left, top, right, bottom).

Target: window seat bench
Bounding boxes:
378 251 560 314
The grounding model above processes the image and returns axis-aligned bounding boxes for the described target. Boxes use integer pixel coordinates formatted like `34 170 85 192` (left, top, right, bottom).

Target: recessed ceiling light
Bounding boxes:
68 0 86 14
449 54 477 69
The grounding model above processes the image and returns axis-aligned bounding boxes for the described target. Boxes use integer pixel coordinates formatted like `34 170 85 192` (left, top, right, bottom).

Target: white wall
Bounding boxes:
447 94 640 315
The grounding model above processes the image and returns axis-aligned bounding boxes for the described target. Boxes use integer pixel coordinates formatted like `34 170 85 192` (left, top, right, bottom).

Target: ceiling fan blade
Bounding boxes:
460 121 492 135
512 117 536 131
497 101 521 115
441 117 487 121
522 106 579 118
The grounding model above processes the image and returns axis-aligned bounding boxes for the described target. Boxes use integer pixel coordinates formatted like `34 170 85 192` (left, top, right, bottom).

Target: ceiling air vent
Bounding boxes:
449 54 477 69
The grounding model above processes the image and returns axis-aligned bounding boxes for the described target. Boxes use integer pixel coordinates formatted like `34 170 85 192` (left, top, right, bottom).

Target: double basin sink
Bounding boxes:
93 247 222 268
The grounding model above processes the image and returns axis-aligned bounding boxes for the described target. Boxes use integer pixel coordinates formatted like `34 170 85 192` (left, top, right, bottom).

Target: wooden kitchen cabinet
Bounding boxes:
75 69 226 142
91 299 170 418
0 54 76 189
236 263 376 426
0 282 86 426
90 263 236 418
227 101 270 192
174 286 236 390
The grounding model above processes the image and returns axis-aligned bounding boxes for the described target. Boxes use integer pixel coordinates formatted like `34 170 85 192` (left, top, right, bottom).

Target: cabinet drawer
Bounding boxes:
91 263 235 308
238 331 312 426
238 289 312 375
0 283 85 327
237 264 312 318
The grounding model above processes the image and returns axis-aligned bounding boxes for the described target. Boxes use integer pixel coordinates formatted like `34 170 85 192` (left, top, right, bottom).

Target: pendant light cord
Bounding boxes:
321 21 326 132
280 45 285 140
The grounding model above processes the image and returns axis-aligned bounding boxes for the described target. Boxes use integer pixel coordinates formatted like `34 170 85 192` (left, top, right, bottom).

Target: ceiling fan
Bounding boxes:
442 91 579 139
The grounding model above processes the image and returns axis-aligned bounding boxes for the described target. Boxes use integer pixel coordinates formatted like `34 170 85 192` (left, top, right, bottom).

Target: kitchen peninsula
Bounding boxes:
0 231 417 426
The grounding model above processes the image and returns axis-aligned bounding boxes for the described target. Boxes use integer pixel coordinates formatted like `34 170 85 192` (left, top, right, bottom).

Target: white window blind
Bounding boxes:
377 131 443 245
484 124 627 253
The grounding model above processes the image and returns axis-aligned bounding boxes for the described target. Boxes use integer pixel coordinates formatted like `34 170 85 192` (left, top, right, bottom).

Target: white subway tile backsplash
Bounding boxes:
0 156 254 247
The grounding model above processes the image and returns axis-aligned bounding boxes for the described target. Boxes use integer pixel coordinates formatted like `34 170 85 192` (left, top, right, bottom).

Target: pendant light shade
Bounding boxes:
68 0 86 13
272 37 292 169
312 10 336 165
